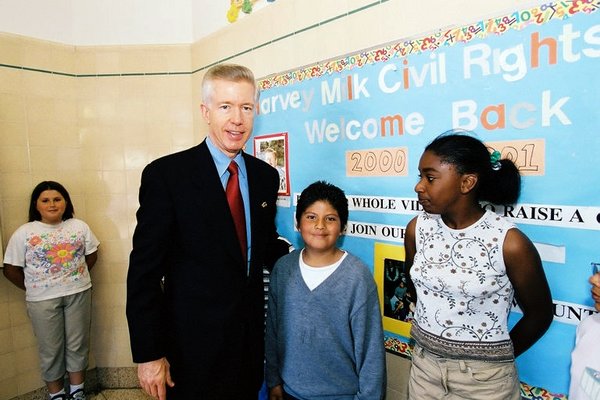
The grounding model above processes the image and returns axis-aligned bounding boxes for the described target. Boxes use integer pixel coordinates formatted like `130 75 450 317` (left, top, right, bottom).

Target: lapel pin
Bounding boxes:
262 202 268 208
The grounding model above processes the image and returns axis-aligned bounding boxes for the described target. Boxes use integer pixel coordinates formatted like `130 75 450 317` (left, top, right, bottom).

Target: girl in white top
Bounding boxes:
569 272 600 400
404 132 553 400
3 181 99 400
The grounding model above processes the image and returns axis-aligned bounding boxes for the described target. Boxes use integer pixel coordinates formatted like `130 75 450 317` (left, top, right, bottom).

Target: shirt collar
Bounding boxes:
205 137 247 179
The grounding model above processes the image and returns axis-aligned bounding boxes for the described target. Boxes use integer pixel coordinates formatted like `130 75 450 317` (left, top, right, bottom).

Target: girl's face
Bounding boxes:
298 200 343 253
414 150 464 215
36 190 66 224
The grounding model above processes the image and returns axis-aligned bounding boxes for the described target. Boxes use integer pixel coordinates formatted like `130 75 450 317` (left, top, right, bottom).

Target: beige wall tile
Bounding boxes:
102 171 128 195
347 0 378 10
0 375 19 400
75 47 102 75
22 71 64 99
252 40 296 80
92 305 118 328
97 239 131 267
118 75 151 98
0 92 27 122
161 45 192 73
0 352 17 379
190 40 213 72
101 148 126 171
28 121 79 147
0 68 24 95
0 145 30 173
343 6 387 56
111 328 136 367
94 48 123 75
0 298 11 330
268 0 295 41
0 328 13 355
50 43 76 75
0 120 28 146
15 346 40 374
0 173 34 200
11 322 36 351
0 281 8 304
54 98 79 123
123 146 150 171
93 283 126 308
21 38 54 71
92 325 115 367
170 122 195 148
28 145 82 172
16 367 44 394
0 33 25 66
291 0 347 33
8 299 28 325
1 197 29 240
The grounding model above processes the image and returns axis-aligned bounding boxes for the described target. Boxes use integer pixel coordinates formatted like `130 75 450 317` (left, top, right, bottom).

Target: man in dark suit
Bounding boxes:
126 64 289 400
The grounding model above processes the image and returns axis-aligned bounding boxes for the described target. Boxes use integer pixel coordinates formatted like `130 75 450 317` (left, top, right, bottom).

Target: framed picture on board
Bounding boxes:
373 242 413 340
253 132 290 196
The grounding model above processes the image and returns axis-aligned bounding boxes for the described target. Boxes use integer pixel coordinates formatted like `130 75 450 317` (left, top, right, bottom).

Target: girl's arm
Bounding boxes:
590 273 600 312
404 217 418 299
3 264 25 290
504 228 553 357
85 251 98 272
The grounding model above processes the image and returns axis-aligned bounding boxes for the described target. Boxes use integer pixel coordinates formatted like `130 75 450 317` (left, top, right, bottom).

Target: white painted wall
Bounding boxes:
0 0 271 45
0 0 75 43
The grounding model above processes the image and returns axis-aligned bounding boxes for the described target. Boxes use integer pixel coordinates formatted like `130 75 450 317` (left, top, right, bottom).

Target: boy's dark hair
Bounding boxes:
29 181 75 222
296 181 349 229
425 130 521 205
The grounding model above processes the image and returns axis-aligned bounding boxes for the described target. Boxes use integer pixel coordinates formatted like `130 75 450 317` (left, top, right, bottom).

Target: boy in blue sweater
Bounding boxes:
265 181 386 400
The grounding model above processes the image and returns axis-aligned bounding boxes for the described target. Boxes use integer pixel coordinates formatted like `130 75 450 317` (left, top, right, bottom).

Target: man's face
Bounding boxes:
201 79 256 158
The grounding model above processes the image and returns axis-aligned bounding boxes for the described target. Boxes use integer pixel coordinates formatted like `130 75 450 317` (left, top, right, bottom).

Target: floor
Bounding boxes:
87 388 271 400
87 389 153 400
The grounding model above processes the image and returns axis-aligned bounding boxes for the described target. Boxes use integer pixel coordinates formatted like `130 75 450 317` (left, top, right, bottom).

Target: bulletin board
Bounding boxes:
251 2 600 397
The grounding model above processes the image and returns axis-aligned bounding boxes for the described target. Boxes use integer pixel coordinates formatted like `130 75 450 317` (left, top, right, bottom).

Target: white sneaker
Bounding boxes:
70 388 86 400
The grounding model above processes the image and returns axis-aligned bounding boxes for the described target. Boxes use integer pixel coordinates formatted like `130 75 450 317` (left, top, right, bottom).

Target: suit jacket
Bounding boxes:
126 140 289 398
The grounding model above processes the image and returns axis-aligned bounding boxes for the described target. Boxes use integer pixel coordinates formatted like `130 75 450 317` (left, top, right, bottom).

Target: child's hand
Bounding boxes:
590 273 600 312
269 384 284 400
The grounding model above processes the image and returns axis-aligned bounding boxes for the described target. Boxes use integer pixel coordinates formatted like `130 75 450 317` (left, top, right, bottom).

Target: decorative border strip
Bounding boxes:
384 334 412 358
257 0 599 90
384 336 568 400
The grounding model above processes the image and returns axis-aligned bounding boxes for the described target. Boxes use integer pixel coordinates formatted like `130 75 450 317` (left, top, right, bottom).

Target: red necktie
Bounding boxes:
226 161 247 262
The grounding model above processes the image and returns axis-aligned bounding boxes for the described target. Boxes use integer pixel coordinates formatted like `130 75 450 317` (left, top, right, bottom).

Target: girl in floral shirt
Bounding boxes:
3 181 99 400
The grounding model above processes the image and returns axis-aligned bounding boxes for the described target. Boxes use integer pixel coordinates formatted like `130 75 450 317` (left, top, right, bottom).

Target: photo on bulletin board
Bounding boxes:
373 242 412 340
254 132 290 196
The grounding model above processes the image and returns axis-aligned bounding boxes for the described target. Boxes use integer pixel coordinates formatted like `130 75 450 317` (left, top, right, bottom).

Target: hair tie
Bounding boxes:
490 150 502 171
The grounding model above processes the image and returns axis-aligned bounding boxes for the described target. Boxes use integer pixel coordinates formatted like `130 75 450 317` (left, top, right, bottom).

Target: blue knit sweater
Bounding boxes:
265 250 386 399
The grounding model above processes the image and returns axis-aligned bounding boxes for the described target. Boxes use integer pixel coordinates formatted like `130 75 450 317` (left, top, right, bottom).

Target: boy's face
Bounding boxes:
298 200 343 253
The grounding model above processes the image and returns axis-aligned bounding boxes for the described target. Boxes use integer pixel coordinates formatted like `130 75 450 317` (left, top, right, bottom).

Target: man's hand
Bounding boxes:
138 357 175 400
269 384 284 400
590 273 600 312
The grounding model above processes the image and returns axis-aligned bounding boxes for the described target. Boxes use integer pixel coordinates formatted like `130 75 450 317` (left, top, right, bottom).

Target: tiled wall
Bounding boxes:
0 34 196 399
0 0 537 398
